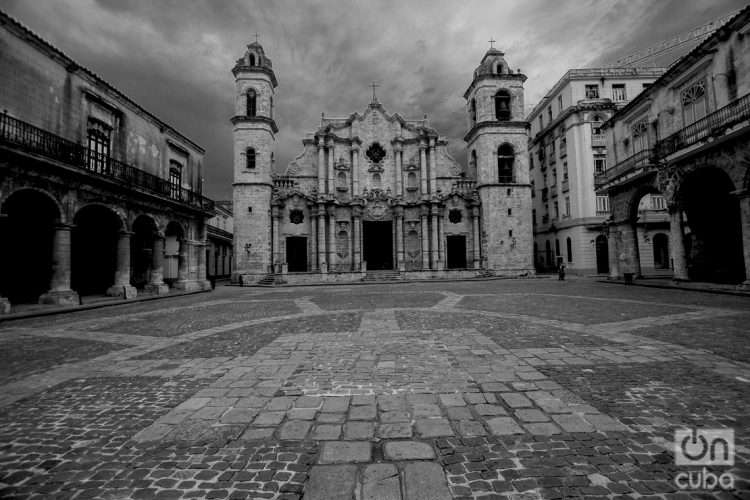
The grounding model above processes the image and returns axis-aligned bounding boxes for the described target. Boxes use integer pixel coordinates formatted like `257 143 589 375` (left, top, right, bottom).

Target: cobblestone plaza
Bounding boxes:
0 279 748 499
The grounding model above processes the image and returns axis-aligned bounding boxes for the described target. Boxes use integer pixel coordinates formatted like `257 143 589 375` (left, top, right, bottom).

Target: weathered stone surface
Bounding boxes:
383 441 436 460
361 463 400 500
486 417 525 435
319 441 371 464
306 465 357 500
279 420 312 440
377 423 413 439
415 418 454 437
403 462 451 500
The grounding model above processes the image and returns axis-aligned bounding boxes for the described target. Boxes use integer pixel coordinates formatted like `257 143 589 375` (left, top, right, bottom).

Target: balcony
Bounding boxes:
452 179 476 194
0 112 214 212
591 135 606 148
594 148 655 189
655 92 750 158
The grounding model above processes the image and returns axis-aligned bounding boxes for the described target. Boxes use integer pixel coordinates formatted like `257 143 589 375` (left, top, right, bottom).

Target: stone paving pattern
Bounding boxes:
0 280 748 499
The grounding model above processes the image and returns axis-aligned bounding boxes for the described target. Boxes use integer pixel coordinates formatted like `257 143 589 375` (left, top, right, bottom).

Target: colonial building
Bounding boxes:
598 6 750 285
207 201 233 280
527 68 665 275
0 11 213 313
232 43 534 284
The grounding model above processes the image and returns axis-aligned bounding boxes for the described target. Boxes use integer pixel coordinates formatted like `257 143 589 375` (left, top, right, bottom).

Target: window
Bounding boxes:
681 80 707 125
558 95 563 112
169 161 182 200
86 119 111 173
591 115 603 137
531 180 535 197
596 195 610 215
566 237 572 262
555 239 561 258
538 115 543 130
249 53 256 66
246 89 257 117
532 209 536 226
495 90 511 121
594 156 606 174
246 147 256 169
562 161 568 181
554 201 559 219
470 98 477 123
470 150 477 174
585 84 599 99
497 143 514 182
547 106 552 122
407 171 418 190
529 155 534 170
337 171 348 191
612 84 626 101
564 196 570 217
631 119 649 153
727 49 737 101
496 62 503 74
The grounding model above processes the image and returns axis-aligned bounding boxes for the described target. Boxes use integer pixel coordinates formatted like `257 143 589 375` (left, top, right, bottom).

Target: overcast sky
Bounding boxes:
2 0 746 200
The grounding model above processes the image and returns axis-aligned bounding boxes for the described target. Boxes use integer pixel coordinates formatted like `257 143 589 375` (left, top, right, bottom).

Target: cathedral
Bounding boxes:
232 42 534 284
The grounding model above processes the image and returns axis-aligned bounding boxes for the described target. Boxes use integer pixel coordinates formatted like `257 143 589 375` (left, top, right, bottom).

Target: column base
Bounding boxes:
144 283 170 295
172 280 212 292
320 263 328 274
0 297 10 315
39 289 80 307
106 284 137 300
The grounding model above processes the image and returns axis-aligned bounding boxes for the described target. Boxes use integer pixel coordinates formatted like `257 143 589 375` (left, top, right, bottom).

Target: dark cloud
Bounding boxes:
2 0 746 199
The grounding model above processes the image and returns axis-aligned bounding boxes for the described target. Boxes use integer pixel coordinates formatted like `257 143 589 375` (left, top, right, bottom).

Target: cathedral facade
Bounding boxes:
232 42 533 284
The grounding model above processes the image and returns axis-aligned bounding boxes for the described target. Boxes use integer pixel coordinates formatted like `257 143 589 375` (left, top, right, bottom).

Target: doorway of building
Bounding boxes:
652 233 669 269
595 235 609 274
286 236 307 272
446 235 467 269
363 221 393 270
72 205 120 295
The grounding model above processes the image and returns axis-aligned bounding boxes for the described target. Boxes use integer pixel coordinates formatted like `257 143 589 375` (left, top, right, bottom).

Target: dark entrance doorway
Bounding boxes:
72 205 121 295
652 233 669 269
446 235 467 269
595 235 609 274
286 236 307 272
363 221 393 270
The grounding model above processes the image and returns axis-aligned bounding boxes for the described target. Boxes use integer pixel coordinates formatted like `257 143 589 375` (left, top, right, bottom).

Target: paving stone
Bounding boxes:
319 441 372 464
383 441 436 460
585 414 629 431
361 463 400 500
305 465 357 500
523 422 561 435
287 408 317 420
312 424 342 440
380 410 411 423
175 398 211 411
239 427 275 440
480 382 510 392
317 413 346 424
322 396 351 413
403 462 451 500
266 396 295 411
439 393 466 407
377 395 406 411
235 396 269 408
474 404 507 416
415 418 454 437
279 420 312 440
294 395 323 408
486 417 525 435
456 420 487 437
412 403 442 418
351 395 376 406
463 393 486 404
219 408 258 424
344 421 375 440
377 423 413 439
349 404 377 420
407 394 437 405
445 407 473 420
253 411 285 426
499 392 533 408
551 413 595 432
514 409 550 422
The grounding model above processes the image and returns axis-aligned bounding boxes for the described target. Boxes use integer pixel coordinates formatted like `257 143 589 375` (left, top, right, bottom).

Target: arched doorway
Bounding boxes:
72 205 122 296
680 168 744 283
131 215 158 289
595 235 609 274
0 189 59 303
652 233 669 269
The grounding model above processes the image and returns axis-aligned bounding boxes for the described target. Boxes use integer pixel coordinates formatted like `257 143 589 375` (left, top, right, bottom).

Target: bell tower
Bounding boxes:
464 45 534 274
231 41 279 281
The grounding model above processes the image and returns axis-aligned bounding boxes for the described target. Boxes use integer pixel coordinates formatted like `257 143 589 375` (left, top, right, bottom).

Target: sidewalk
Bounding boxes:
599 277 750 297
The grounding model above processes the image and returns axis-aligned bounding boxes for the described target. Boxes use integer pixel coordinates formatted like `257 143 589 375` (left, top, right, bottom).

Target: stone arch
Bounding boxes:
494 89 511 121
1 187 64 223
0 188 63 303
131 214 160 289
71 204 124 296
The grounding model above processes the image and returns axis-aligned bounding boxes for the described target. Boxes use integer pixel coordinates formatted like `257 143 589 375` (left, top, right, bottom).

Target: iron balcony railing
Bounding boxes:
0 112 214 212
451 179 476 193
656 92 750 158
591 135 606 148
594 148 655 188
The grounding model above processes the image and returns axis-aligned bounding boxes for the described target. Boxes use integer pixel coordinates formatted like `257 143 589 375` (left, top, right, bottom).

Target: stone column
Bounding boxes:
271 205 281 273
353 206 362 271
106 231 137 298
419 141 428 195
39 223 80 306
317 205 327 273
145 231 169 295
668 204 689 281
428 138 437 195
327 205 337 271
196 240 209 287
327 139 335 195
352 144 360 195
420 205 430 270
0 215 8 313
607 222 621 279
472 206 481 269
737 192 750 287
317 138 325 194
395 205 405 271
431 205 440 270
394 142 403 196
310 206 318 271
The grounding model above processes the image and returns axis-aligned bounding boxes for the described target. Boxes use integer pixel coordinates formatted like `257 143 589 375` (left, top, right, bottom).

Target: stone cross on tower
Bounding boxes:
254 33 259 43
370 81 380 103
488 37 496 49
